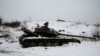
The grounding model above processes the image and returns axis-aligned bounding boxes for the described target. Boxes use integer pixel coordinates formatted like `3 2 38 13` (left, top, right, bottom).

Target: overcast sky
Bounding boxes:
0 0 100 24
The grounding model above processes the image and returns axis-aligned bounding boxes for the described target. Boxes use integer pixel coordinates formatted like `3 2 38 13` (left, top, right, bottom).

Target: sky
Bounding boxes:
0 0 100 24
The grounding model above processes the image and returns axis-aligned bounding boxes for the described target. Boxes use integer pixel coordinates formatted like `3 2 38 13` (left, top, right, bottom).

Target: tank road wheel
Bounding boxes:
38 42 44 46
22 41 29 48
59 42 63 46
53 42 59 46
30 42 36 46
24 41 28 45
47 42 52 46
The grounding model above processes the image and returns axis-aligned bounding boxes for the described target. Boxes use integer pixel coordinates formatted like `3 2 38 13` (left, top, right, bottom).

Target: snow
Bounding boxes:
0 41 100 56
0 20 100 56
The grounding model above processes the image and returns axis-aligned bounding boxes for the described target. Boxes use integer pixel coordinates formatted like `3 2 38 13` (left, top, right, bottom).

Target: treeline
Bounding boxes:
0 18 20 28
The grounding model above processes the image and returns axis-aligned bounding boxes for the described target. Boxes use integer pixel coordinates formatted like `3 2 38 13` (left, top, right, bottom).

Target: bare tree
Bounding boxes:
0 17 2 24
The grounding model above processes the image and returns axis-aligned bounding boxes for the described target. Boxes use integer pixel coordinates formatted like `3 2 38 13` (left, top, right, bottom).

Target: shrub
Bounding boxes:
92 23 100 38
2 21 21 28
56 19 66 22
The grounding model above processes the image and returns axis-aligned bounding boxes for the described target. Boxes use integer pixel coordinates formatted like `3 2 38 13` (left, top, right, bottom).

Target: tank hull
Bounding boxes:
19 38 80 48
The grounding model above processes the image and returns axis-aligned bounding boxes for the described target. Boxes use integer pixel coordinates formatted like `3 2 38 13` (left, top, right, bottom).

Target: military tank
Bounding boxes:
19 23 81 48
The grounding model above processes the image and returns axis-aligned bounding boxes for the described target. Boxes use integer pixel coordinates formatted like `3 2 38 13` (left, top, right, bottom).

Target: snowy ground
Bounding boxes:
0 20 100 56
0 40 100 56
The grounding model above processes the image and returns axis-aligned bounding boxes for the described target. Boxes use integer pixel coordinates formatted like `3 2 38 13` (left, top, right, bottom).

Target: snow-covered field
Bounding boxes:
0 20 100 56
0 40 100 56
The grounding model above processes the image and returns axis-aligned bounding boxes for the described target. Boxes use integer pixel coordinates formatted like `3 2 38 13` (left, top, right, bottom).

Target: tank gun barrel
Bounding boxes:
58 33 96 39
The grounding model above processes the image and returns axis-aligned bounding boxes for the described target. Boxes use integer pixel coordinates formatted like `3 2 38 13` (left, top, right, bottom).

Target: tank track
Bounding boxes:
19 36 81 48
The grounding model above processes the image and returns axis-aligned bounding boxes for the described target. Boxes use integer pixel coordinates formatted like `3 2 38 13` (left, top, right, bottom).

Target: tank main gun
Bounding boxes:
19 22 97 48
57 32 96 40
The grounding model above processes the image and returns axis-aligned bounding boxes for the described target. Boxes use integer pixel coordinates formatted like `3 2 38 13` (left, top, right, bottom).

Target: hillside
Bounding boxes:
0 19 100 56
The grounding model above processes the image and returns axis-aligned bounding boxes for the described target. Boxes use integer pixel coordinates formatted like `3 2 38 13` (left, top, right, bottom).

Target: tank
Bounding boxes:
19 27 81 48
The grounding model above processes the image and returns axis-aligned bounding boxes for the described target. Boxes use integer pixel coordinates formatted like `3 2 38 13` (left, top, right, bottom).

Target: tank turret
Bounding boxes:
34 22 58 37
